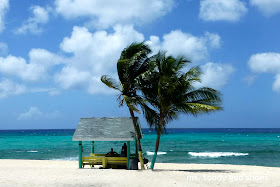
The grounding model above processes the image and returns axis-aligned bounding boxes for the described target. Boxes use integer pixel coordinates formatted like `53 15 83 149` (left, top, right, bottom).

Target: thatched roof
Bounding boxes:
72 117 142 141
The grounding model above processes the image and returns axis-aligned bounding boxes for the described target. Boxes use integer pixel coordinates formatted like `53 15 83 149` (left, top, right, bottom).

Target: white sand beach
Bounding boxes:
0 159 279 187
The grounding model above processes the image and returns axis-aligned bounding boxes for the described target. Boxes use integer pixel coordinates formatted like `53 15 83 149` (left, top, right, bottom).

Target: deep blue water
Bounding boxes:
0 128 280 167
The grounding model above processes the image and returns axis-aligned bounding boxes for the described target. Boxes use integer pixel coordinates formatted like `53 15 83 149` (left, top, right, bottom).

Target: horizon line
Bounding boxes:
1 127 280 131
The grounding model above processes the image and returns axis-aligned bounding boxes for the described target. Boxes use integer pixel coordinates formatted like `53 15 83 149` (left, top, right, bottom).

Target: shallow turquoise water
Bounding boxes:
0 129 279 167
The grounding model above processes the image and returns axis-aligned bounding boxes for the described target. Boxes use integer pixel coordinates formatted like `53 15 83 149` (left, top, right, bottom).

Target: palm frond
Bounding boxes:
118 98 124 107
101 75 121 91
183 103 222 116
117 42 152 96
139 102 159 127
123 95 141 113
128 51 150 81
184 87 222 104
184 66 201 81
175 56 190 71
120 42 151 60
117 60 129 86
138 51 223 131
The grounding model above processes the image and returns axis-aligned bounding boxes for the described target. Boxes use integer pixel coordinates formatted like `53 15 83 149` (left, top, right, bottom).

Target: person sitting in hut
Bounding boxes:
120 143 127 157
105 148 118 157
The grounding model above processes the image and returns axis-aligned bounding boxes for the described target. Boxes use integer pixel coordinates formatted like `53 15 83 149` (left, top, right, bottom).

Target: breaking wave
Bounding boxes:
146 151 167 155
27 150 38 153
188 152 249 158
51 157 78 161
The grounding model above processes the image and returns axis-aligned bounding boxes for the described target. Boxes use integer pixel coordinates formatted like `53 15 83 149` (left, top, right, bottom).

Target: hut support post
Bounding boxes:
135 138 138 156
91 141 94 154
79 141 83 169
127 141 130 169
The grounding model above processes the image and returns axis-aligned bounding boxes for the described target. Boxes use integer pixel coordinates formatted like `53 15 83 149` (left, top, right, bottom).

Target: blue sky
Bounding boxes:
0 0 280 129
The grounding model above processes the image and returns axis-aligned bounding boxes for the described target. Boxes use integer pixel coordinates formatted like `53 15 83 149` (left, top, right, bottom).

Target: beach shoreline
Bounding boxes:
0 159 279 186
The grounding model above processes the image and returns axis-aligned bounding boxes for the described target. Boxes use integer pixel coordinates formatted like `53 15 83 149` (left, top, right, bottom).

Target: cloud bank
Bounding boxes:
18 106 60 120
0 79 26 98
0 22 233 97
199 0 247 22
250 0 280 16
56 25 144 94
55 0 174 28
194 62 235 89
146 30 221 63
0 49 65 81
248 52 280 93
15 6 50 34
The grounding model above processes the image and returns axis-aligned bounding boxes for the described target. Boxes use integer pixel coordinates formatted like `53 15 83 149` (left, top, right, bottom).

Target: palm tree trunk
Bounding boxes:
129 108 145 169
149 115 164 169
149 126 161 169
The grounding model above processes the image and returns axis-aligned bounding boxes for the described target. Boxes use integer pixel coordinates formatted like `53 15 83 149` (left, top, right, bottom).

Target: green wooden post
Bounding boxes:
91 141 94 154
127 141 130 169
79 141 83 169
135 138 138 155
150 152 157 169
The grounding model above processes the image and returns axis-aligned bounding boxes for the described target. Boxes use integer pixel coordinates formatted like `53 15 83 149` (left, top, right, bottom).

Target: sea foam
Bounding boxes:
188 152 249 158
146 151 167 155
51 157 78 161
27 150 38 153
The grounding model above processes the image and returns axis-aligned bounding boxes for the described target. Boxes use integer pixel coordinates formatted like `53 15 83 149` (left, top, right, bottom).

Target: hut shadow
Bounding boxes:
153 169 238 173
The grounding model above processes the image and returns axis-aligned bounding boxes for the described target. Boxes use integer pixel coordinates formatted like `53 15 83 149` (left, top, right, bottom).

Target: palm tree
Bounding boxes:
138 52 223 169
101 42 152 169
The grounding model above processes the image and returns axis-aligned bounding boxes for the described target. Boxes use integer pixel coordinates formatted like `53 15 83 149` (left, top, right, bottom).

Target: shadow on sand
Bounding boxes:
152 169 238 173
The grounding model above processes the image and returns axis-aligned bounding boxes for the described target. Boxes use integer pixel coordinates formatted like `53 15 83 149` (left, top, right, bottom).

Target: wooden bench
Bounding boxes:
82 154 127 168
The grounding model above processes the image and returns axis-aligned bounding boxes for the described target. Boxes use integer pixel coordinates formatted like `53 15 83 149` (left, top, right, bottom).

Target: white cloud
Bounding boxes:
205 32 222 48
0 80 60 98
0 24 224 96
55 0 174 28
0 0 9 32
57 28 221 94
194 62 235 89
18 106 42 120
0 25 144 96
56 25 144 93
15 6 49 34
55 66 92 90
146 36 161 55
0 49 65 81
248 52 280 74
199 0 247 22
146 30 221 63
273 74 280 93
18 106 61 120
271 74 280 93
250 0 280 16
0 42 8 56
244 74 258 85
29 87 61 96
248 52 280 93
0 79 26 98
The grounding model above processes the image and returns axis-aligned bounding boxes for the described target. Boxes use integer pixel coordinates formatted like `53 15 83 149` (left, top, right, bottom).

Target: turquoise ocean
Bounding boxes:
1 128 280 167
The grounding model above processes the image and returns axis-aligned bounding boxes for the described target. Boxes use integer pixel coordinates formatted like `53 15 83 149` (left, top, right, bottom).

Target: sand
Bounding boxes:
0 159 279 187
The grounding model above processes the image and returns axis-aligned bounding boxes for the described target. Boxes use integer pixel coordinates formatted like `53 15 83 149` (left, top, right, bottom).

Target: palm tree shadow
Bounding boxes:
153 169 238 173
